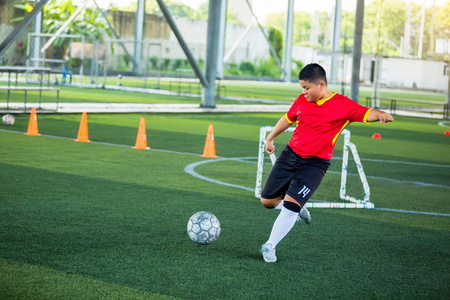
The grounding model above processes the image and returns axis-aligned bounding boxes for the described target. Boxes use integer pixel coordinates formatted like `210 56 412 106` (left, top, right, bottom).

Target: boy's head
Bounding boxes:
298 63 327 85
298 63 329 103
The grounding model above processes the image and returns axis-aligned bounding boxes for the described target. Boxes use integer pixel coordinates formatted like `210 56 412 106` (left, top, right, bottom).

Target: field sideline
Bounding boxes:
1 112 449 299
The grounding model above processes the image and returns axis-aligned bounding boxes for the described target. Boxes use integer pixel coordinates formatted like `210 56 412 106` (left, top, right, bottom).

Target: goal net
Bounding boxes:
255 126 374 209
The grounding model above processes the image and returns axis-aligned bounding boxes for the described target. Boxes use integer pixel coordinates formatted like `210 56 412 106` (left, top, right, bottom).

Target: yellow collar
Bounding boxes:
316 92 336 106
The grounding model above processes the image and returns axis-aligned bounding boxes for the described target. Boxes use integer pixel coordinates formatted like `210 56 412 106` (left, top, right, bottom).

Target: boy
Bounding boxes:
260 63 394 263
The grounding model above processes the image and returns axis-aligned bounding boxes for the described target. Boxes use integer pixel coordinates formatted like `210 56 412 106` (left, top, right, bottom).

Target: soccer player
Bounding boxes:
260 63 394 263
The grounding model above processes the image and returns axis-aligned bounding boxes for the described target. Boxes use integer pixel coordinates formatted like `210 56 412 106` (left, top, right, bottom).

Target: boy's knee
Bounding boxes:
260 197 279 209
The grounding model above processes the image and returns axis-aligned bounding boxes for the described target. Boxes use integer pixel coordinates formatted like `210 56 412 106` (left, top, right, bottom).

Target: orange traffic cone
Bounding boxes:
133 117 150 149
202 124 217 157
444 130 450 135
372 133 382 139
26 107 40 136
75 112 90 142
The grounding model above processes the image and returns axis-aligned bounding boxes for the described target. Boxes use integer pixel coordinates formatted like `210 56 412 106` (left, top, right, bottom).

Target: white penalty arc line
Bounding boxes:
184 157 450 217
438 121 450 128
184 158 255 192
187 157 450 189
2 129 449 216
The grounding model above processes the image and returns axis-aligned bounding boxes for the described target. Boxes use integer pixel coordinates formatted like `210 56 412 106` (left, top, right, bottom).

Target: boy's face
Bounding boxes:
299 79 326 103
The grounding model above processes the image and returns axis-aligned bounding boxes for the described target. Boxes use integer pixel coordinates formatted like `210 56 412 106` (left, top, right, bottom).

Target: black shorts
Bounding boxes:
261 145 330 207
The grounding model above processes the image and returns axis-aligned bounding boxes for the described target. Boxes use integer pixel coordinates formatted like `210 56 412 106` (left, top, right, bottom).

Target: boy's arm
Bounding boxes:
265 116 292 155
367 109 394 124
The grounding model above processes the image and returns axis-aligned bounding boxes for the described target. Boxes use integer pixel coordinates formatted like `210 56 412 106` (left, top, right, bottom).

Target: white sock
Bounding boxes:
273 200 284 210
266 205 299 249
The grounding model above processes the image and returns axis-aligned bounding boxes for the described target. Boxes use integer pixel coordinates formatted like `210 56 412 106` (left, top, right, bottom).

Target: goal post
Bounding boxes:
255 126 374 209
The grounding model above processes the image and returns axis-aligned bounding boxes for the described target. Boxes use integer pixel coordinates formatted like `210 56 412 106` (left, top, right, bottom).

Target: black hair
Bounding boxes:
298 63 327 85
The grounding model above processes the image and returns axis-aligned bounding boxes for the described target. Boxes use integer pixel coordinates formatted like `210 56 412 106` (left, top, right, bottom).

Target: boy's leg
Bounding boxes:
260 196 283 209
265 196 300 247
261 160 329 263
262 196 310 224
260 146 294 209
261 196 300 263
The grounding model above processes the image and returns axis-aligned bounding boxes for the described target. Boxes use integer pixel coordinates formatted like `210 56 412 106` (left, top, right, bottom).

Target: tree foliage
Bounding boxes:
143 0 206 19
435 1 450 38
263 0 450 58
14 0 113 47
268 26 283 60
120 0 242 24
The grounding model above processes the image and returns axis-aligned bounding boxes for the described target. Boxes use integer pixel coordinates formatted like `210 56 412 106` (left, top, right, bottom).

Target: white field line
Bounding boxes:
182 157 450 190
438 121 450 128
184 157 450 217
2 129 449 216
183 158 255 192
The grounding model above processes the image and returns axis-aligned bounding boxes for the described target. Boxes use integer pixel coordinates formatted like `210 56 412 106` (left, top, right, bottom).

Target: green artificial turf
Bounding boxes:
0 110 449 299
1 78 446 105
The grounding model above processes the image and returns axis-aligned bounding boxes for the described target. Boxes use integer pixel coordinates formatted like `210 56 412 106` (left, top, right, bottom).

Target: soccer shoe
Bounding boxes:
297 206 311 224
260 243 277 263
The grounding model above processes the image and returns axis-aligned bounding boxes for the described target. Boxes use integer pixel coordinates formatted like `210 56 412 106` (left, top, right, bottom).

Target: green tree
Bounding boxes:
362 0 450 58
435 1 450 38
144 0 202 18
292 12 312 46
265 11 330 48
14 0 113 52
121 1 241 23
264 12 285 34
268 26 283 60
262 0 450 58
341 10 355 53
362 0 407 56
317 12 331 48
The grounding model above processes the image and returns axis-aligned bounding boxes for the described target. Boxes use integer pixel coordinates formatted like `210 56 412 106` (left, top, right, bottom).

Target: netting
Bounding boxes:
256 127 373 208
0 0 447 114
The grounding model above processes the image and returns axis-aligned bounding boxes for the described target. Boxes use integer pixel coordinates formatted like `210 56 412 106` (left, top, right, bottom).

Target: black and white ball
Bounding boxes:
2 114 15 126
187 211 221 245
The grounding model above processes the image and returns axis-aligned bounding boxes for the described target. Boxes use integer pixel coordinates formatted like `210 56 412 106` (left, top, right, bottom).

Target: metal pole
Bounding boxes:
80 35 84 86
156 0 208 88
372 55 381 108
350 0 364 103
418 4 425 58
102 40 108 87
331 0 342 84
403 0 411 57
216 0 227 79
0 0 50 56
201 0 222 107
282 0 294 82
92 0 135 70
32 0 43 67
245 0 283 72
223 19 253 62
310 12 319 47
447 62 450 106
429 0 436 55
134 0 145 75
41 0 89 54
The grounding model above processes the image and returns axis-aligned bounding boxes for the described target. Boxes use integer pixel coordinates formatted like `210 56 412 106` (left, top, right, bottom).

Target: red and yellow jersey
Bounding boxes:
285 92 371 159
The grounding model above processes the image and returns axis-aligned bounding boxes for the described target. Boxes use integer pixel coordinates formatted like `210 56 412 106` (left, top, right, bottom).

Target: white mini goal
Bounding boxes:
255 126 374 209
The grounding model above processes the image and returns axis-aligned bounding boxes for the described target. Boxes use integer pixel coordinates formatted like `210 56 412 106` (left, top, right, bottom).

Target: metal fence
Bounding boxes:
0 0 449 117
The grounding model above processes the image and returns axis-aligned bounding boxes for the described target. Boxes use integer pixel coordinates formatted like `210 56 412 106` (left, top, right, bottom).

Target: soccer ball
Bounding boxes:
187 211 221 245
2 114 15 126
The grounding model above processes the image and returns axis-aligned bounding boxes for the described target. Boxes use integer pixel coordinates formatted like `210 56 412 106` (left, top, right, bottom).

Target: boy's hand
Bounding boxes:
368 109 395 123
379 112 394 124
265 139 275 155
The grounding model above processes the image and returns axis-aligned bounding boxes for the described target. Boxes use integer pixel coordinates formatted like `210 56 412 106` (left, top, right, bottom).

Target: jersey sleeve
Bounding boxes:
346 98 371 124
285 96 301 124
